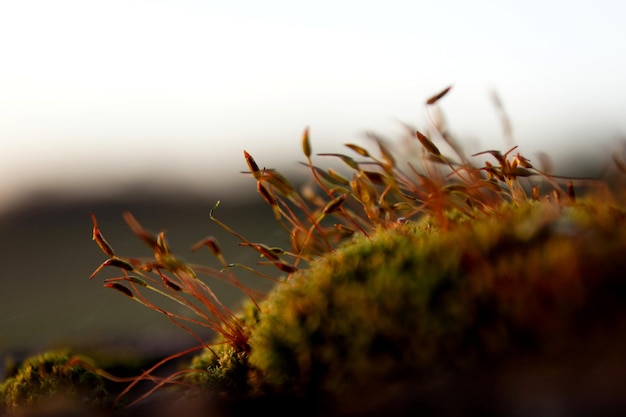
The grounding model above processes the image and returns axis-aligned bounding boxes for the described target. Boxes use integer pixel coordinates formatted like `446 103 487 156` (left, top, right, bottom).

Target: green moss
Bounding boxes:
0 349 109 414
186 345 250 397
184 299 261 397
244 199 626 398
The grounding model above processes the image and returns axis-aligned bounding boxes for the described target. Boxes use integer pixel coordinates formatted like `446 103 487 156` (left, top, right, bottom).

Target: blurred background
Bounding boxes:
1 0 626 369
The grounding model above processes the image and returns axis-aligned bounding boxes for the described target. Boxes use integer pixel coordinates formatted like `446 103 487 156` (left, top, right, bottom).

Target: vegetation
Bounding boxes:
0 349 110 414
2 86 625 416
246 201 626 408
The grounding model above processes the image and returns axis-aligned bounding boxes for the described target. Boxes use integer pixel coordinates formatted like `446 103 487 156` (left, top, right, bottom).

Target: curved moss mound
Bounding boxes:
0 349 110 415
244 200 626 412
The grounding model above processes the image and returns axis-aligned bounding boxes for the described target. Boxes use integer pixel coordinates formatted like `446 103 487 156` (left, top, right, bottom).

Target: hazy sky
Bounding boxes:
1 0 625 210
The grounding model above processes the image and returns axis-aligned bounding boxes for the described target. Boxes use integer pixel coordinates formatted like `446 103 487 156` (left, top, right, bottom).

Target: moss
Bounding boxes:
0 349 110 414
184 299 261 397
245 199 626 399
84 96 626 414
185 345 250 398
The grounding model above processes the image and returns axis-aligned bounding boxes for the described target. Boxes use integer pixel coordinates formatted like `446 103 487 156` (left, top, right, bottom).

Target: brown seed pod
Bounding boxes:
123 212 159 251
345 143 371 157
128 276 148 287
104 282 134 298
318 153 360 170
257 181 277 207
90 212 115 257
302 126 312 158
162 277 182 292
323 194 348 214
101 258 135 272
244 150 261 179
416 131 442 156
426 85 452 105
274 261 297 274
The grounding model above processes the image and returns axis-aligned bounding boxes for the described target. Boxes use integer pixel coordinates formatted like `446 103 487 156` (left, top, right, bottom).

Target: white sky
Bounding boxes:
1 0 625 209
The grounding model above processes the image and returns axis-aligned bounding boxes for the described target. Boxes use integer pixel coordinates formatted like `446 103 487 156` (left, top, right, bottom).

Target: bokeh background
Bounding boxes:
2 0 626 370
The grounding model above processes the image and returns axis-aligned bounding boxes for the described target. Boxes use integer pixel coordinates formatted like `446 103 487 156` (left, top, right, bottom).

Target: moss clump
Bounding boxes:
244 199 626 404
0 349 110 415
185 300 261 397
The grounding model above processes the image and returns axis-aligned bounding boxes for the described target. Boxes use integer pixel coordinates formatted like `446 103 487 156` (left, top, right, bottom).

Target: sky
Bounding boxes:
1 0 626 211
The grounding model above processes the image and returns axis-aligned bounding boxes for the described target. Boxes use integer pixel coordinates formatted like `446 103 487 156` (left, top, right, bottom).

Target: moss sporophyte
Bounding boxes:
3 86 625 416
